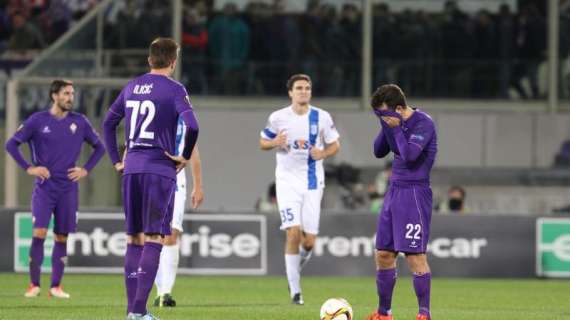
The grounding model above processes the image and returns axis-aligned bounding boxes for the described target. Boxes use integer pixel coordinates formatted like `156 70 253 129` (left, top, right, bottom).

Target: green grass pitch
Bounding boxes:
2 273 569 319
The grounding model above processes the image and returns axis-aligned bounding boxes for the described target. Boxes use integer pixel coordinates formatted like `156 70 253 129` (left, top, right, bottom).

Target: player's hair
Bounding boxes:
370 84 407 110
286 74 312 91
49 79 73 102
148 37 179 69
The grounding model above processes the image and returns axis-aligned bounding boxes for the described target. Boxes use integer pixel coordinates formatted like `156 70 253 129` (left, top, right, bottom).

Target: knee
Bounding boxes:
33 228 48 239
128 233 145 246
406 254 430 274
286 228 302 245
163 232 179 246
54 233 68 242
375 250 397 269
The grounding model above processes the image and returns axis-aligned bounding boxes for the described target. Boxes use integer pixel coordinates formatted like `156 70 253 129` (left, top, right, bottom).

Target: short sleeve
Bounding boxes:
322 111 339 144
12 115 37 143
260 112 278 140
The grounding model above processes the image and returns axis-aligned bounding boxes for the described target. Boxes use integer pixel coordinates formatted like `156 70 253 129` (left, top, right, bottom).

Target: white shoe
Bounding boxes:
24 284 40 298
49 286 70 299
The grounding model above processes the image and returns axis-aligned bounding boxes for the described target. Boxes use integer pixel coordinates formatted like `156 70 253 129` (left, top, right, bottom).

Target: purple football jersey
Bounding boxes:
6 110 104 185
103 73 198 180
373 109 437 183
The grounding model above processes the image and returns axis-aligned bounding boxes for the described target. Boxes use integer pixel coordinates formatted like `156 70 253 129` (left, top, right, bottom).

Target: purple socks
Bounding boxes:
29 237 45 286
50 241 67 287
125 243 143 313
413 272 431 316
132 242 162 315
376 268 397 315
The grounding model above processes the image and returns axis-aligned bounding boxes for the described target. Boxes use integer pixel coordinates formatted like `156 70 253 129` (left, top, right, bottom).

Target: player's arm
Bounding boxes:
390 120 434 163
102 91 126 172
69 116 106 182
189 145 204 209
373 129 390 158
310 140 339 161
5 118 50 180
167 90 199 172
259 130 287 150
310 111 340 160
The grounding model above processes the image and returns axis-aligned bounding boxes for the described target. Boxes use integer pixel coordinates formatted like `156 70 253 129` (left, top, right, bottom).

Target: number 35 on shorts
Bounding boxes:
280 208 294 223
405 223 422 240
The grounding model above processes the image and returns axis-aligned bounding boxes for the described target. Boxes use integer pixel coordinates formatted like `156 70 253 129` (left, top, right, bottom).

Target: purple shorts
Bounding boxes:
31 182 78 234
376 182 432 254
122 173 176 236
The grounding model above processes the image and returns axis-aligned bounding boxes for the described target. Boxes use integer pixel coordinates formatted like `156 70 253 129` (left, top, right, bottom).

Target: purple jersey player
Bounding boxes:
5 79 105 299
366 84 437 320
102 38 199 320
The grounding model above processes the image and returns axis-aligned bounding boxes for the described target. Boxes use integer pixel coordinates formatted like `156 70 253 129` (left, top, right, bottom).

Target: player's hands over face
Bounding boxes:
191 186 204 209
273 130 288 150
310 146 326 160
67 167 88 182
27 166 50 181
165 152 188 173
381 116 401 128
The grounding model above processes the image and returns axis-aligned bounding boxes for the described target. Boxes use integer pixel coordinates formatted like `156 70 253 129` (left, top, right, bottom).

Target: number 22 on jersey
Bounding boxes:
126 100 156 140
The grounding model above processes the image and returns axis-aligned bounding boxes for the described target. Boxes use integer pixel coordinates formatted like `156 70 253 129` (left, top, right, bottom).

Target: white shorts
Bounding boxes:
171 183 187 232
276 182 323 235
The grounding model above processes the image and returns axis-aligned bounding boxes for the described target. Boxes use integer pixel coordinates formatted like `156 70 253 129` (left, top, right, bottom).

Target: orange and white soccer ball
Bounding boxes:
320 298 353 320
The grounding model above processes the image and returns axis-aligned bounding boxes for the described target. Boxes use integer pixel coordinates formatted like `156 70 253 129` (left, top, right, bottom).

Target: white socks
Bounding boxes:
285 254 301 297
299 246 313 270
155 242 180 296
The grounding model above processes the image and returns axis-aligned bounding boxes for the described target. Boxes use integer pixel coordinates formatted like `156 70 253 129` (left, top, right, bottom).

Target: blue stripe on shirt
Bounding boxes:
263 128 277 139
308 109 319 190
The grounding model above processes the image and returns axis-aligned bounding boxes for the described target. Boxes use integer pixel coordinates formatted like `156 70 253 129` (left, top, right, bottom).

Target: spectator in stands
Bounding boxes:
369 161 392 214
255 182 278 213
439 186 468 214
7 11 45 51
208 2 250 94
182 7 208 93
511 4 545 99
497 4 515 98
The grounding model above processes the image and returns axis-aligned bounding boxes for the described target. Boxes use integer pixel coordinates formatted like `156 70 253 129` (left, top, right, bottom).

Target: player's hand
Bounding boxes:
114 162 124 173
273 130 288 150
27 166 50 181
67 167 88 182
165 152 188 173
310 146 326 160
381 116 401 128
191 186 204 209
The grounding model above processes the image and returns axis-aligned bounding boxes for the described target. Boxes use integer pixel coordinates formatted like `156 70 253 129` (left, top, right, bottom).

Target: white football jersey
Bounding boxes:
175 117 187 187
260 105 339 190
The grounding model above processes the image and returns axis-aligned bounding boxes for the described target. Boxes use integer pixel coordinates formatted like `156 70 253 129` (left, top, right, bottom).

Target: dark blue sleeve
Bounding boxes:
179 110 199 160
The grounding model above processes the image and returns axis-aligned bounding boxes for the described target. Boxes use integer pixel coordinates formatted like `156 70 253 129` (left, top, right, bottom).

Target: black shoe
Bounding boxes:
291 293 304 305
154 293 176 307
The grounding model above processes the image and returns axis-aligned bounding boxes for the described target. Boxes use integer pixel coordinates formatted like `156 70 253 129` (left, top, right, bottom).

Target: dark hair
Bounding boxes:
148 37 179 69
286 74 312 91
49 79 73 102
370 84 407 110
448 185 466 198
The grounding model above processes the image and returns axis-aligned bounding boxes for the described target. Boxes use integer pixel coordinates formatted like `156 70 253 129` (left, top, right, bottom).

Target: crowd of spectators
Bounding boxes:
2 0 569 99
0 0 98 54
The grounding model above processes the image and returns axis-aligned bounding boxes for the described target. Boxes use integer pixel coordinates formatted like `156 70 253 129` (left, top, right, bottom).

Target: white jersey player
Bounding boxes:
154 117 203 307
259 74 340 305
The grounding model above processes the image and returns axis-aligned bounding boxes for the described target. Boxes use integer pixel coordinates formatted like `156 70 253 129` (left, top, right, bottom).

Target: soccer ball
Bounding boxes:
320 298 353 320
